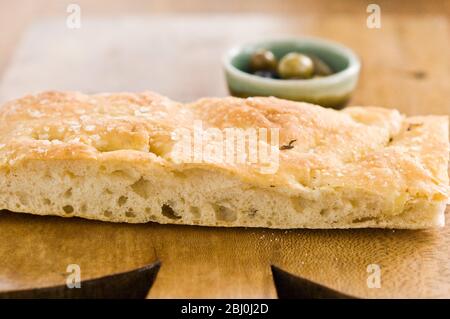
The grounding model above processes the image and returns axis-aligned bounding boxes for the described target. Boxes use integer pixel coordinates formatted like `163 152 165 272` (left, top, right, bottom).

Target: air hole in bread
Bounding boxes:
117 196 128 206
125 209 136 218
104 188 113 195
130 177 151 198
111 170 131 179
320 208 335 217
64 188 72 198
145 207 151 213
248 209 258 218
43 198 51 205
161 204 181 220
65 171 76 179
172 171 187 179
63 205 74 214
349 199 358 208
103 210 112 217
290 197 310 213
81 203 87 212
213 204 237 222
352 217 378 223
190 206 200 218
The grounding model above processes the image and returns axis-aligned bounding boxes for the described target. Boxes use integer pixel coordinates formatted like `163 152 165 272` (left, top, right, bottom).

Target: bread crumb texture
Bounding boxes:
0 91 448 228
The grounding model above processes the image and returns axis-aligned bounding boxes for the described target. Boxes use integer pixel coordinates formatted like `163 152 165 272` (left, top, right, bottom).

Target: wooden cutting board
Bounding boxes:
0 15 449 298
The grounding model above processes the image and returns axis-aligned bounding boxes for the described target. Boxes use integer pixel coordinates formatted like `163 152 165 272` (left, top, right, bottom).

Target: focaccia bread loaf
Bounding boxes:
0 91 448 229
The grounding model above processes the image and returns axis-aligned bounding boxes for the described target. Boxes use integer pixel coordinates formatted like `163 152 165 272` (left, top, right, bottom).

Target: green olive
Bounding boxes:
249 49 277 72
308 54 333 76
278 53 314 79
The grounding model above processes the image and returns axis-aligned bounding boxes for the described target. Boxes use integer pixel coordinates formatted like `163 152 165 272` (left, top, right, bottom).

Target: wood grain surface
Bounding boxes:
0 3 449 298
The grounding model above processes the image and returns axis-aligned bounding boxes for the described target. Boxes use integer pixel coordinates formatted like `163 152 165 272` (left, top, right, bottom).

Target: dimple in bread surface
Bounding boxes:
0 91 448 229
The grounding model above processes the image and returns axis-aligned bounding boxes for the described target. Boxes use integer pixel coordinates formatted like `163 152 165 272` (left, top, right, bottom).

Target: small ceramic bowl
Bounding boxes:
223 37 360 109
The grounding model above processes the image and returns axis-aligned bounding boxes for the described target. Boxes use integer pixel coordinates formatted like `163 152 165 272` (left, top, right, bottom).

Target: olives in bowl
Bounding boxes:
223 37 361 109
249 50 333 80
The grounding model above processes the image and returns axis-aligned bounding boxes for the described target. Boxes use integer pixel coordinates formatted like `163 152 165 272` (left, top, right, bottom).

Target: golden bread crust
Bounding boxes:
0 91 447 201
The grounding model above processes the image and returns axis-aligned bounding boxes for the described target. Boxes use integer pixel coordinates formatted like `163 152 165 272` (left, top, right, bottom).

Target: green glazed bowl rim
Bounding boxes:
223 36 361 88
